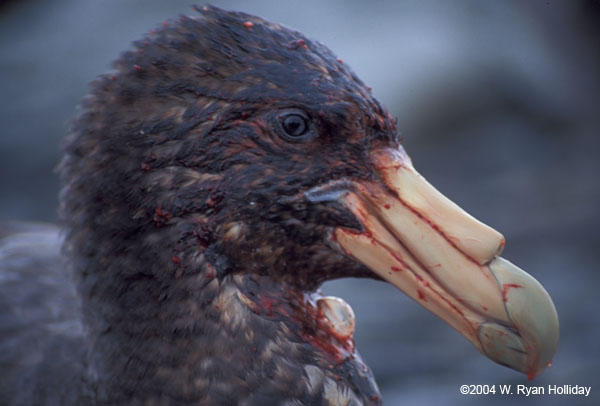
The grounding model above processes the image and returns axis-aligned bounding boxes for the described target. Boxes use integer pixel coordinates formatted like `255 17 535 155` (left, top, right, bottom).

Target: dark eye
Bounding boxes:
281 114 307 137
276 110 316 142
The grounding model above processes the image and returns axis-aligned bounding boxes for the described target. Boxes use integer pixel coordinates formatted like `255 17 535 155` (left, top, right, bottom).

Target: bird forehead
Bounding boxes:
170 8 377 111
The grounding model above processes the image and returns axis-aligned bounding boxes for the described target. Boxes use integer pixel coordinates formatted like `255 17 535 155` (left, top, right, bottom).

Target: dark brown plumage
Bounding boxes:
2 6 399 405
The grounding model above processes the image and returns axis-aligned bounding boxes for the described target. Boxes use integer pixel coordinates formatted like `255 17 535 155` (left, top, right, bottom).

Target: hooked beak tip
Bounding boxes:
482 257 559 378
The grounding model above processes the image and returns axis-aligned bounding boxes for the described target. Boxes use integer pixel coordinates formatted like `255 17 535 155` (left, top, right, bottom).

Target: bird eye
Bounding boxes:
276 110 316 142
281 114 307 137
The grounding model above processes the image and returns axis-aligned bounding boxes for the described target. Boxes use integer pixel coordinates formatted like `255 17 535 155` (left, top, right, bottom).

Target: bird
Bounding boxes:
0 6 558 405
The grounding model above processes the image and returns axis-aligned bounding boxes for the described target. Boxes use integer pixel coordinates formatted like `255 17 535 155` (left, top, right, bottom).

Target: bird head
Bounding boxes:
60 6 558 380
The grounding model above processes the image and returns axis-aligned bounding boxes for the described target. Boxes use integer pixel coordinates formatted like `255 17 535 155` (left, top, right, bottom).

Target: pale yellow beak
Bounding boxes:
320 146 559 378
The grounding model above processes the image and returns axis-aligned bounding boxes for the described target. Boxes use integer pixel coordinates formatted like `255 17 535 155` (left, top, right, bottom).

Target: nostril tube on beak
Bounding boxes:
372 147 506 265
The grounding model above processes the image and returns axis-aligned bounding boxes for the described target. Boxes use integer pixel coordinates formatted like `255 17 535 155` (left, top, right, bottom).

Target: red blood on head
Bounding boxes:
205 263 216 279
153 207 172 227
286 39 307 50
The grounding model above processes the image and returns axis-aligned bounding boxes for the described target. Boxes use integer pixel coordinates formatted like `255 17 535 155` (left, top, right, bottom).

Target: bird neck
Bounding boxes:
79 260 355 404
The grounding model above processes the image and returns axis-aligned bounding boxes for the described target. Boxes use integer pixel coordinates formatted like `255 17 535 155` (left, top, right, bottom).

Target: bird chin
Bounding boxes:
306 146 559 380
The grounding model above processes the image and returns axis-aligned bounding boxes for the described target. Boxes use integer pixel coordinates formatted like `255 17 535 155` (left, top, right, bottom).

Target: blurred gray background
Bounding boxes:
1 0 598 404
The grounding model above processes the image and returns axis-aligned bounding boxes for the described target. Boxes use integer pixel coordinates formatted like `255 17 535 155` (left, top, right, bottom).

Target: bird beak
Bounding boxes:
316 146 559 379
